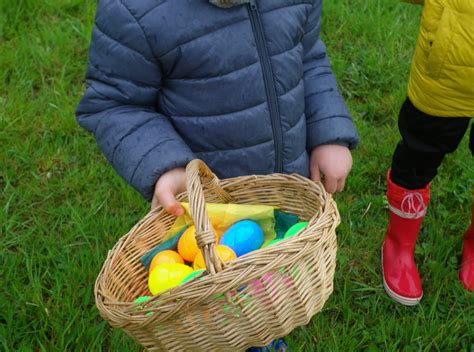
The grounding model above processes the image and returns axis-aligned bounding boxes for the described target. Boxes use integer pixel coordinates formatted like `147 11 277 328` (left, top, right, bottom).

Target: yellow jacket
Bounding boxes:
405 0 474 117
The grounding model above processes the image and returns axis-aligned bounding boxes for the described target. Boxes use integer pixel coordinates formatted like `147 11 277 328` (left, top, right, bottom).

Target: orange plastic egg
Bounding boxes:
178 225 218 262
193 245 237 270
150 250 184 271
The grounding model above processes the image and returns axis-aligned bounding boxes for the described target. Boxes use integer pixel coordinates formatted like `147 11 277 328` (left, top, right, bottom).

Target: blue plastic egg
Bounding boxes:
220 220 264 257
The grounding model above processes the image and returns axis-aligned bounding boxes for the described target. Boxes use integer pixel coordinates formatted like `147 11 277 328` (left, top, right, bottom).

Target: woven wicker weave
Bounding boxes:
95 160 340 351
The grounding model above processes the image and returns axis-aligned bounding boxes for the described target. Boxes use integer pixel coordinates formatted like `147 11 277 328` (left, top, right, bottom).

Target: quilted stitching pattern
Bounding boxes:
76 0 358 200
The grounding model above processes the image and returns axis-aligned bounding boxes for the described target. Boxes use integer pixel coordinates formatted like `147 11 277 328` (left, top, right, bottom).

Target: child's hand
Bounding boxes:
151 168 186 216
310 144 353 193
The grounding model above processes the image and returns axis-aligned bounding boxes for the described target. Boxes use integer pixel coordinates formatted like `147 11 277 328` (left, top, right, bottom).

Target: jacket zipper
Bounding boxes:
247 0 283 173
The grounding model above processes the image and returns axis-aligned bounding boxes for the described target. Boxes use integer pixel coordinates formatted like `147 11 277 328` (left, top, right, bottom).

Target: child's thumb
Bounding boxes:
157 189 184 216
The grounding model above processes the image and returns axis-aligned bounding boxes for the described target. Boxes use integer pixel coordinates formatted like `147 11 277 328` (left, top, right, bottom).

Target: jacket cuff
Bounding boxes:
307 116 359 151
130 141 195 201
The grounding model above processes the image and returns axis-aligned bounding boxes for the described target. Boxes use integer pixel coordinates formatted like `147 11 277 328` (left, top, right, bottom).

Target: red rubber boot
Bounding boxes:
382 170 430 305
459 194 474 292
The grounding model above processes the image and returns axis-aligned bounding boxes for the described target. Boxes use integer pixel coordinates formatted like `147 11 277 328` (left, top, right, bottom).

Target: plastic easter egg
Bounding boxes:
133 296 151 304
284 222 309 239
250 273 274 296
149 250 184 271
133 296 154 316
178 225 218 262
220 220 264 257
180 269 206 284
263 238 282 247
148 263 193 295
250 272 294 301
193 245 237 270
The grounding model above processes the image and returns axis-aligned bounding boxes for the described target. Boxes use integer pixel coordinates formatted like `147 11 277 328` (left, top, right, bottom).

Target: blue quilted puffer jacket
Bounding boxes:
76 0 359 201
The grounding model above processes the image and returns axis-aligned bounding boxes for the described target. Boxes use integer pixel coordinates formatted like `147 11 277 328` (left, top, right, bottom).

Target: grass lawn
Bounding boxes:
1 0 473 350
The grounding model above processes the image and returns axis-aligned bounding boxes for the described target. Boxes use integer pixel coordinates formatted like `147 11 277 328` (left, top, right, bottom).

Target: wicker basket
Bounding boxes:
95 160 340 351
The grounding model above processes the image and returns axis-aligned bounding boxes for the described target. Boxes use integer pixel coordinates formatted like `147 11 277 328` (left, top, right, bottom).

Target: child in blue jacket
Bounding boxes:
77 0 358 349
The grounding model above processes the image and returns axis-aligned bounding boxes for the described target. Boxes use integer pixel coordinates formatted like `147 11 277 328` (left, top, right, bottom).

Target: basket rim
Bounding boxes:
94 172 340 324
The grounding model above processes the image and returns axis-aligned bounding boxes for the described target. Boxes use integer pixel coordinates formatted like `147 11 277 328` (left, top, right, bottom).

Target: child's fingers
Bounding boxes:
167 203 185 217
152 168 186 214
337 178 346 192
323 176 338 194
156 189 184 216
310 166 321 183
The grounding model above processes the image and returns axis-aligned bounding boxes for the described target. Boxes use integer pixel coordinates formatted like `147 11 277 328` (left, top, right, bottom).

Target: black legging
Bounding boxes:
391 98 473 190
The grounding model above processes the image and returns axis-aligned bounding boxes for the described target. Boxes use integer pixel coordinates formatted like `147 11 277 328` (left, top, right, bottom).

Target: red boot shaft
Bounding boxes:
460 195 474 292
382 170 430 305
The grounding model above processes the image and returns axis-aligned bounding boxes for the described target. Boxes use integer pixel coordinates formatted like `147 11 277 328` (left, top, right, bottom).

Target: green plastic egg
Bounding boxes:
283 222 309 238
180 269 206 285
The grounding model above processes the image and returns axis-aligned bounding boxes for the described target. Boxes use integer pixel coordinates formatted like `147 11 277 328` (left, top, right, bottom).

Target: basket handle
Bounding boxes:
185 160 234 275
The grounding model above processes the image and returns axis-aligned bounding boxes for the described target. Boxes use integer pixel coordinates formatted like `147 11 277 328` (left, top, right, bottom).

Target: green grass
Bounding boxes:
1 0 473 350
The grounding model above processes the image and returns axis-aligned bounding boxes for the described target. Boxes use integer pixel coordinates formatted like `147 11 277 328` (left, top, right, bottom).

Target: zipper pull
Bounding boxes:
249 0 257 10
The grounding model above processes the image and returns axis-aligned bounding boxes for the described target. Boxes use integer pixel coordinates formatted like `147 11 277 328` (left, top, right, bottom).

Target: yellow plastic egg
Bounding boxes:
148 263 193 295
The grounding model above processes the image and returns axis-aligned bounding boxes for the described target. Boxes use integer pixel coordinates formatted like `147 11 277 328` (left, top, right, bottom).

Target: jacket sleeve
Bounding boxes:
302 1 359 150
76 0 194 201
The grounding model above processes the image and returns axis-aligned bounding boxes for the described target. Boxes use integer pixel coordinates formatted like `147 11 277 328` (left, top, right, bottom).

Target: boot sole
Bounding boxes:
381 247 423 306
